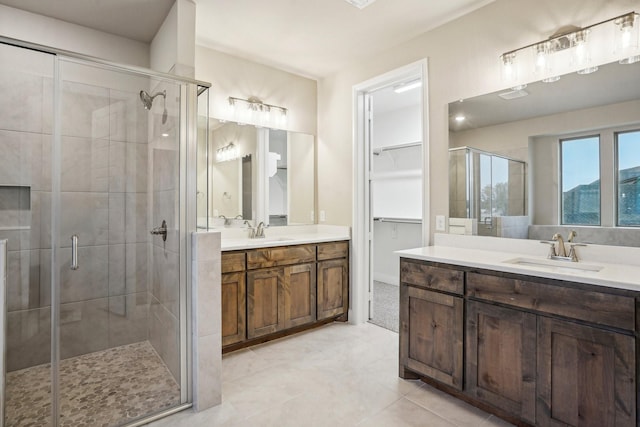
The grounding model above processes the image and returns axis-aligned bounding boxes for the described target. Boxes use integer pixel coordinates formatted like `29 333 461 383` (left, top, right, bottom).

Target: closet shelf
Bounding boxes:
371 169 421 180
373 141 421 155
374 217 422 224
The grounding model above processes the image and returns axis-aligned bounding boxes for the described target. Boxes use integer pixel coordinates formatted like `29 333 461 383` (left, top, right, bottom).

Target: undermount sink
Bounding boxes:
503 257 604 273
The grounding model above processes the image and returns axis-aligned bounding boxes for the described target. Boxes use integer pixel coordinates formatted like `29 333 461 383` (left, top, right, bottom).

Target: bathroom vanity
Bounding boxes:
220 226 350 352
398 235 640 427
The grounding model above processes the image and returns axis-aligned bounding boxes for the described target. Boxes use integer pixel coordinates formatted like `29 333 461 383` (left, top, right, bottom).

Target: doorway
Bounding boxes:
352 60 429 327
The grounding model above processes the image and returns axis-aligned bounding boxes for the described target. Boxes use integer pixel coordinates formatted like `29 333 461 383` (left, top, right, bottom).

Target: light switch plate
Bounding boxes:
320 210 326 222
435 215 446 231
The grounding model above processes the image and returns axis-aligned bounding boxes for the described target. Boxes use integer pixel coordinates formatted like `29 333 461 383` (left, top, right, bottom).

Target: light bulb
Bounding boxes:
622 28 632 49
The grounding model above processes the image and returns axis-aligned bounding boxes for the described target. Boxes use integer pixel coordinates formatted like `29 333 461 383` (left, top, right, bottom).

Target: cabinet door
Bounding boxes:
537 317 636 427
221 272 246 346
317 258 349 320
399 285 463 389
247 267 283 339
283 263 316 328
466 301 536 423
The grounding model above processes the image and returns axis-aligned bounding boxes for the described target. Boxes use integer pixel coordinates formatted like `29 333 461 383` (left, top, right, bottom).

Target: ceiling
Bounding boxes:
0 0 175 43
0 0 494 78
194 0 494 78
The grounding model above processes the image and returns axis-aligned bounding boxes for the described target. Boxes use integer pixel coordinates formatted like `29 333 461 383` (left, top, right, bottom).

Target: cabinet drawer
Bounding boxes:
466 272 635 331
222 251 246 273
400 259 463 295
247 245 316 269
317 241 349 260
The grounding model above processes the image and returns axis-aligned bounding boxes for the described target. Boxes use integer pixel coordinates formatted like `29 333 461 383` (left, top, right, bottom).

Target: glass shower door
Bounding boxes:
54 58 184 426
1 43 55 427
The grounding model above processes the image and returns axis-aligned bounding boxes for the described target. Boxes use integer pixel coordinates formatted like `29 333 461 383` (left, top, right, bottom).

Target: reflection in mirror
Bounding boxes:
268 129 287 225
211 121 257 225
449 147 526 238
448 60 640 246
197 118 315 228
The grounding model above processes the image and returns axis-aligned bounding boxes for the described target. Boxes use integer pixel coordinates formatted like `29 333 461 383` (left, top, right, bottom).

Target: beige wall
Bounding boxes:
317 0 637 237
151 0 197 77
195 45 317 135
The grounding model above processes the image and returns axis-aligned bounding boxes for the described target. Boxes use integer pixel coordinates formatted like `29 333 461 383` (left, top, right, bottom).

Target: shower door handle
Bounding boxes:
71 235 79 270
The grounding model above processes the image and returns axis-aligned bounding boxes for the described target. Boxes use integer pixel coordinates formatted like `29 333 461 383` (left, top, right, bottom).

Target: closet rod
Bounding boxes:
373 141 421 155
373 217 422 224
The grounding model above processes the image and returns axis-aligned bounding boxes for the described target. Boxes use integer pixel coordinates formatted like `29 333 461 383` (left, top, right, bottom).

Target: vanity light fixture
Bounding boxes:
500 11 639 86
616 13 640 64
228 96 288 129
216 142 239 163
393 79 422 93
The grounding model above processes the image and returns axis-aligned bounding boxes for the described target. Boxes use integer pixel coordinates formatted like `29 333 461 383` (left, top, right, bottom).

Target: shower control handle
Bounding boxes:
150 220 168 242
70 235 79 270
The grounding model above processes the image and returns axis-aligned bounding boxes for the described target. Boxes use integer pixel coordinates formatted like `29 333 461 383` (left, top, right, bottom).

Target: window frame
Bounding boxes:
615 128 640 227
559 134 601 226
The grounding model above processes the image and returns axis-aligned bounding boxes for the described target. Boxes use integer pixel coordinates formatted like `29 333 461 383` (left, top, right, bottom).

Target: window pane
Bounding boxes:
617 130 640 226
561 136 600 225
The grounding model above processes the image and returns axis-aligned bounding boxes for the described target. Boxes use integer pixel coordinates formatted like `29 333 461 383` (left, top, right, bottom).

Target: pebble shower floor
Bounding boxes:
5 341 180 427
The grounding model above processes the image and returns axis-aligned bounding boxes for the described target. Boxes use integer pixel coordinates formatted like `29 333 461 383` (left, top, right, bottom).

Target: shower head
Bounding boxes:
139 90 166 110
140 90 168 124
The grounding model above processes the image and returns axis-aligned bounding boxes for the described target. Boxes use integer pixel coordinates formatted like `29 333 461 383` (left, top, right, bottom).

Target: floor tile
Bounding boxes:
358 397 458 427
147 322 512 427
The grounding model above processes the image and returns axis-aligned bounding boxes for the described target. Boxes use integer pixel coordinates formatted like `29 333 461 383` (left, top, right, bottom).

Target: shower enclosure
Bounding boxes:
0 40 209 426
449 147 527 237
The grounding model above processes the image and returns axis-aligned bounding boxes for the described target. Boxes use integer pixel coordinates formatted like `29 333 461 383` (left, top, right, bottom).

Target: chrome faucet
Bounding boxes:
552 233 567 257
255 221 267 238
244 220 258 239
541 230 585 262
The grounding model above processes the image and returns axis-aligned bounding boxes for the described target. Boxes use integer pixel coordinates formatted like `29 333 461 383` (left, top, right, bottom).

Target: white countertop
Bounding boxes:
220 225 350 251
396 234 640 293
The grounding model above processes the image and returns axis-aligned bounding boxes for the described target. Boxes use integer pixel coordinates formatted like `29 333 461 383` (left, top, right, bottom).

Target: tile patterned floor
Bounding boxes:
6 341 180 427
149 322 515 427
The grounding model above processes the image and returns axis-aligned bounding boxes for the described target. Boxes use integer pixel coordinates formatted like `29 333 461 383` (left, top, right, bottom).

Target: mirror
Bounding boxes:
197 118 315 228
448 60 640 244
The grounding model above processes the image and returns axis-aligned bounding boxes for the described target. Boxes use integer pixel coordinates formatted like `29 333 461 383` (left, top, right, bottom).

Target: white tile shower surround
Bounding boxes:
148 322 513 427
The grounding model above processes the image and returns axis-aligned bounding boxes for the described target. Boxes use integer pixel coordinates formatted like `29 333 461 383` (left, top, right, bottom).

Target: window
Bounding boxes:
616 130 640 226
561 136 600 225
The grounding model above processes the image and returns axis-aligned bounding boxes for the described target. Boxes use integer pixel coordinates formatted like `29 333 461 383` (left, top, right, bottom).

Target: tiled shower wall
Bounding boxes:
0 48 152 372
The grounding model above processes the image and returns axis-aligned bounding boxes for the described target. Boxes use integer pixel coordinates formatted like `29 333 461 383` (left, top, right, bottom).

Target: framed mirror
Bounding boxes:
448 60 640 245
197 118 315 228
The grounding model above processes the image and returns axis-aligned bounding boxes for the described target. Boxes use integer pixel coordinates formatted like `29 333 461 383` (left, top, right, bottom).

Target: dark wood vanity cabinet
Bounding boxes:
400 284 464 389
399 258 638 427
246 245 317 339
466 301 536 424
537 317 635 427
221 252 246 346
222 241 348 351
317 242 349 320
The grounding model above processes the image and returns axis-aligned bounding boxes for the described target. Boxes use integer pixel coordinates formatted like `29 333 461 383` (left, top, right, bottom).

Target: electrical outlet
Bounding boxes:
435 215 446 231
311 211 315 222
320 210 326 222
